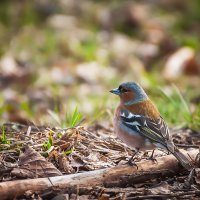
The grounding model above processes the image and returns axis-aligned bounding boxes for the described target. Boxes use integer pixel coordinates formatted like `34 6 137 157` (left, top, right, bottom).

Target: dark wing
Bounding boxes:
121 110 192 170
120 110 174 151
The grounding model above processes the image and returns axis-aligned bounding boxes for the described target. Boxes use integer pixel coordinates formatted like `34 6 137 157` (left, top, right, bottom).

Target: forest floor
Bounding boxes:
1 122 200 199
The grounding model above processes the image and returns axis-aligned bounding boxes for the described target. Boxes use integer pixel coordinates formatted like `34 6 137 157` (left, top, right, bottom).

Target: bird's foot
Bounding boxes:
146 156 157 163
146 149 157 163
127 157 138 169
126 150 139 169
183 168 195 189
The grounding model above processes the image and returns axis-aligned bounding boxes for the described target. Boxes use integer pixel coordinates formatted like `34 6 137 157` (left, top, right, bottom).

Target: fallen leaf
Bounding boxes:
163 47 200 81
58 155 75 174
11 146 62 178
195 168 200 185
149 181 171 194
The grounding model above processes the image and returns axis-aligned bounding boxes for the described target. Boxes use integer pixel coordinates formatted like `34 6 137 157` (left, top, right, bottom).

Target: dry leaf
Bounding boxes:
149 181 171 194
58 155 75 174
163 47 200 80
11 146 62 178
195 168 200 185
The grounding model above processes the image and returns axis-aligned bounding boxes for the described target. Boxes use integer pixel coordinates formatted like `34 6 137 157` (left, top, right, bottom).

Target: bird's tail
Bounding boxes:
172 148 193 171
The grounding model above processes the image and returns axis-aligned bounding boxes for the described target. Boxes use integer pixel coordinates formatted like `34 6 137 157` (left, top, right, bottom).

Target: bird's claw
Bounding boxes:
127 154 139 169
146 149 157 163
146 156 157 163
127 158 138 169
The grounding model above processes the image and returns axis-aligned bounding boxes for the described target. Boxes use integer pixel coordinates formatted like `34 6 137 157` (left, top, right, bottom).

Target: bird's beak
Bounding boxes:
110 88 120 95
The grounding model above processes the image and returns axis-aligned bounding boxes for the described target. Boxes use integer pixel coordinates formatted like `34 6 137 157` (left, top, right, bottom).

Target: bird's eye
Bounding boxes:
119 87 128 93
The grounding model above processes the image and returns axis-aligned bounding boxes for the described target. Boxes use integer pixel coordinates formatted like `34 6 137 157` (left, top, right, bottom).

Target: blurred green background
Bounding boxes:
0 0 199 129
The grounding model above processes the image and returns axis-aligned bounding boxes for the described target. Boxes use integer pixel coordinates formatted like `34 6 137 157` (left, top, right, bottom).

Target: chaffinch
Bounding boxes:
110 82 192 171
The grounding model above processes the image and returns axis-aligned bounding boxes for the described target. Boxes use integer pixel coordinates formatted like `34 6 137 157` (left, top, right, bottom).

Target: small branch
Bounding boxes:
0 149 198 199
176 144 199 149
128 190 200 199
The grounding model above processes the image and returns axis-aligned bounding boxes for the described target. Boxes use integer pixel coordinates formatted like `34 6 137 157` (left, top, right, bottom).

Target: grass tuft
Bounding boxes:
155 85 194 128
0 126 9 144
48 106 83 128
43 134 53 150
65 106 83 128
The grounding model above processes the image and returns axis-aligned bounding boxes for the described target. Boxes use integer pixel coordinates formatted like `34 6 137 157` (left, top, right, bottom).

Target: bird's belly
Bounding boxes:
114 121 155 151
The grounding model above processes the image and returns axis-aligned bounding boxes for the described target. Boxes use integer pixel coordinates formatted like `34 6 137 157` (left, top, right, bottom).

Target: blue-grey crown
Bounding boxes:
120 82 149 105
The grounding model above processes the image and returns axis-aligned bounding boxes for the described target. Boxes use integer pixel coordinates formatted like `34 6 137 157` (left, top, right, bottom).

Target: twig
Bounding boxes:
127 190 200 199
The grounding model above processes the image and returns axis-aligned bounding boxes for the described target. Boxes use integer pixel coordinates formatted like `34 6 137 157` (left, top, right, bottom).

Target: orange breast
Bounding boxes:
124 99 160 119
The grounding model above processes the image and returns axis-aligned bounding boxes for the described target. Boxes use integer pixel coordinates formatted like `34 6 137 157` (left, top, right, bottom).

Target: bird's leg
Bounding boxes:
127 148 139 167
146 149 157 162
183 168 195 189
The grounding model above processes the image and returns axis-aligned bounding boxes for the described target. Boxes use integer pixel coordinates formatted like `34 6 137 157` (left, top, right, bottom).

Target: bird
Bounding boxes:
110 81 192 171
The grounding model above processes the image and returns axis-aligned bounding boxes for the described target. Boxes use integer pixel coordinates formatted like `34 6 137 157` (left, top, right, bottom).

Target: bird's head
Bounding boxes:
110 82 148 106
